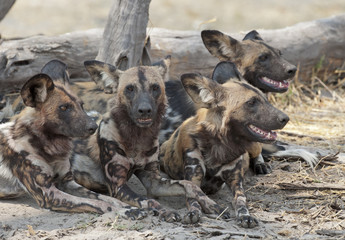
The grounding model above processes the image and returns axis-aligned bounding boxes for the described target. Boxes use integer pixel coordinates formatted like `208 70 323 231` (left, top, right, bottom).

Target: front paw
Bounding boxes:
254 162 272 175
183 209 201 224
237 215 258 228
158 209 182 223
122 207 148 220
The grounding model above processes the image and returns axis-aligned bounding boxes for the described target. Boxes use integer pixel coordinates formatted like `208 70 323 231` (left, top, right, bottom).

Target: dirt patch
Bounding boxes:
1 155 344 239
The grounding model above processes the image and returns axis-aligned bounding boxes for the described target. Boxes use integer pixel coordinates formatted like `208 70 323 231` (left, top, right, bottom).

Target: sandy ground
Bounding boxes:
1 1 345 240
1 156 344 240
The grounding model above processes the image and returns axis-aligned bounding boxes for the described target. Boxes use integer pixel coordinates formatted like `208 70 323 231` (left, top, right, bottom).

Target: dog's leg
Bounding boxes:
12 159 144 218
57 172 147 219
220 156 258 228
135 160 197 222
250 154 272 174
71 152 108 192
183 150 231 223
247 143 271 175
99 146 180 221
135 161 200 223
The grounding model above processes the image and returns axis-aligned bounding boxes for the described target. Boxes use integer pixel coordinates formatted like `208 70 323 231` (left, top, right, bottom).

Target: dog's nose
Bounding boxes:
88 122 98 135
286 66 297 77
138 103 152 115
278 113 289 126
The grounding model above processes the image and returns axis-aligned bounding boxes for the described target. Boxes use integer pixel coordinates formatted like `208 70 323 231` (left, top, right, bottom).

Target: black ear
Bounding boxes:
201 30 241 60
20 74 54 108
243 30 263 41
41 59 70 84
84 60 122 94
152 55 171 81
181 73 224 109
211 61 242 84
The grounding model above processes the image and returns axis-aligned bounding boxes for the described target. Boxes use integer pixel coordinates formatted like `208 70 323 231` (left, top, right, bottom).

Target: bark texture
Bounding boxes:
96 0 151 70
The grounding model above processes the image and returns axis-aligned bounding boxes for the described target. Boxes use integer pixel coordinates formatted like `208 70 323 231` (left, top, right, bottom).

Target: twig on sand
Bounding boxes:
216 207 229 220
194 228 265 239
314 152 339 169
316 229 345 237
278 182 345 191
313 76 345 102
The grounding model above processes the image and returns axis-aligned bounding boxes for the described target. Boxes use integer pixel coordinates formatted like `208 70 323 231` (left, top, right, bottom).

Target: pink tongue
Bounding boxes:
282 81 289 88
267 131 277 140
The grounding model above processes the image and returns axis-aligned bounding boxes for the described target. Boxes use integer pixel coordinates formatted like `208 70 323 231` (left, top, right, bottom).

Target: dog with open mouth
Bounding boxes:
201 29 297 93
160 72 289 227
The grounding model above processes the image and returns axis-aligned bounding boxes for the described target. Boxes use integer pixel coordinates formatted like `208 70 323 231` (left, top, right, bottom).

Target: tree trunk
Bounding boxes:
0 14 344 93
0 0 15 22
96 0 151 70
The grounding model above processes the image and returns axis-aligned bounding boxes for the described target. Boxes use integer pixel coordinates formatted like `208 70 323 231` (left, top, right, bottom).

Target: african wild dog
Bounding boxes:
0 60 146 219
160 73 290 228
161 30 317 173
70 57 228 223
160 29 295 144
201 30 319 168
201 29 296 171
201 30 297 93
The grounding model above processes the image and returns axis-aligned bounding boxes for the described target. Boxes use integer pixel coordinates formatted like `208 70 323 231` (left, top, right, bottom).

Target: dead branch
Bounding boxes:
278 182 345 191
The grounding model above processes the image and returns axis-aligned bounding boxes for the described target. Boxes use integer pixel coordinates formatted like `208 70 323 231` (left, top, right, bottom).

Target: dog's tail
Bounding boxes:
261 141 322 167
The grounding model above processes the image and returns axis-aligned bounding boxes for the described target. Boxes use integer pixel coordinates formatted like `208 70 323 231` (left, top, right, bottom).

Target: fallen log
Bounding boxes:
0 14 344 92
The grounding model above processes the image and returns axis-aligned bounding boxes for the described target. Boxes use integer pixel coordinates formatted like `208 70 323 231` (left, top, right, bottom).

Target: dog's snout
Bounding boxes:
87 122 98 135
286 66 297 77
278 113 289 126
138 102 152 115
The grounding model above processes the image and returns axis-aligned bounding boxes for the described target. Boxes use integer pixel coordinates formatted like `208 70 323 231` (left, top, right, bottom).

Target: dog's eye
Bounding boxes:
59 105 68 111
152 84 160 91
247 98 257 106
259 54 269 62
278 50 282 56
126 85 134 92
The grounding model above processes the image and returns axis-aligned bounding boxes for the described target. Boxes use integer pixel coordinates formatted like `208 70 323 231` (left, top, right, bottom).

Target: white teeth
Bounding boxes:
249 124 276 140
261 77 288 89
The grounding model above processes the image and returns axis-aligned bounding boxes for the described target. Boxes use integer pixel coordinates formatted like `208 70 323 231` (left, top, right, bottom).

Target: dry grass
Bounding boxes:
269 61 345 152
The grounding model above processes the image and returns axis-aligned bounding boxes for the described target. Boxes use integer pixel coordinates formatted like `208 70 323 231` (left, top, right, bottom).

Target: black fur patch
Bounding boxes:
145 147 158 157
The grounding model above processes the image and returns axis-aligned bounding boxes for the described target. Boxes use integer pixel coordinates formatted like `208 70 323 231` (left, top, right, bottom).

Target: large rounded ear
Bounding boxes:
201 30 241 61
84 60 123 94
152 55 171 82
20 74 54 108
242 30 263 41
41 59 70 84
211 61 242 84
181 73 224 109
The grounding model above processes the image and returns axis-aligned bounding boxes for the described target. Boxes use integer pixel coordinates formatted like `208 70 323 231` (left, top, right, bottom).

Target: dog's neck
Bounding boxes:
197 123 250 166
13 108 72 160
